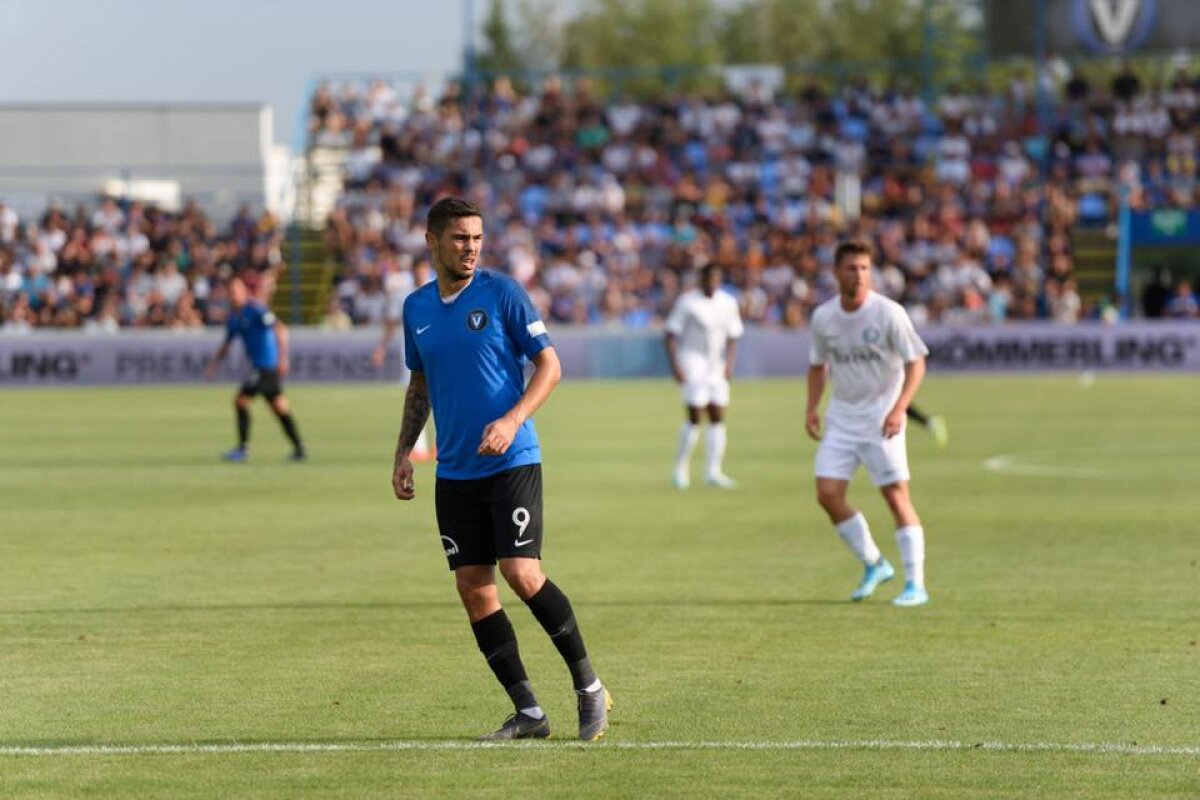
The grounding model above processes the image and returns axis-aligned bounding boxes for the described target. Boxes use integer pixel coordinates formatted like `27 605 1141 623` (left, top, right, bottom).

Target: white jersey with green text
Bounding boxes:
809 291 928 438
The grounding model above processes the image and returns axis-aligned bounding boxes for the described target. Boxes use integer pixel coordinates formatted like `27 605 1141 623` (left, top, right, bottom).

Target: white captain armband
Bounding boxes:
526 320 547 337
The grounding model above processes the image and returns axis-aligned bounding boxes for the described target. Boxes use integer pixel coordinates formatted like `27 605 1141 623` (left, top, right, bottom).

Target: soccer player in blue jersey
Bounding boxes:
204 274 306 462
390 197 611 741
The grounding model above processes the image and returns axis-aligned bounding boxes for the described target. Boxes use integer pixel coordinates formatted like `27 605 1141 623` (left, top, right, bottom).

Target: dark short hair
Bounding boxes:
834 239 873 267
426 196 483 236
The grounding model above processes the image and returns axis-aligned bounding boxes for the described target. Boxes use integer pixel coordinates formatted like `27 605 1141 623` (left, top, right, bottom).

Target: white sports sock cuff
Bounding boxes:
895 525 926 586
835 512 867 538
835 512 881 565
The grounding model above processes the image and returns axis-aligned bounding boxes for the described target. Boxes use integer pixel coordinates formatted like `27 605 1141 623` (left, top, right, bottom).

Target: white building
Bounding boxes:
0 103 293 223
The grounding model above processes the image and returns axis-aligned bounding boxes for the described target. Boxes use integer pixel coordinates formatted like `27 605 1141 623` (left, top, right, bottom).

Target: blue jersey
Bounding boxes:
225 302 280 369
403 270 552 479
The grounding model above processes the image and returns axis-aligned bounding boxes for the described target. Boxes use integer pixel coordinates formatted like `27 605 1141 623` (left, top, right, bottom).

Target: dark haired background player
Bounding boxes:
204 274 306 462
664 263 744 489
390 196 611 741
807 240 931 607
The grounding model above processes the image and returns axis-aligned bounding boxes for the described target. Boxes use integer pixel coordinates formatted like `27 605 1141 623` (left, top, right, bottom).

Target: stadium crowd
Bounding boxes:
0 198 286 333
316 63 1199 328
2 62 1198 333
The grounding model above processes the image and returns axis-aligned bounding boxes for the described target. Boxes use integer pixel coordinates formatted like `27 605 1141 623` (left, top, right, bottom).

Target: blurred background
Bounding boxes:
0 0 1197 381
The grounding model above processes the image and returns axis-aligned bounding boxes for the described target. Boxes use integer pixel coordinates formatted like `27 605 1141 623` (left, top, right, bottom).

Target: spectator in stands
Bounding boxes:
1165 279 1199 318
1112 60 1141 104
84 295 120 335
2 294 34 334
0 248 20 304
1141 267 1172 318
91 196 125 235
0 202 18 244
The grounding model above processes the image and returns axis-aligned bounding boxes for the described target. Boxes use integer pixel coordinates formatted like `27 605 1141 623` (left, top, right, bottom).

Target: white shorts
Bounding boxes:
814 425 910 487
681 375 730 408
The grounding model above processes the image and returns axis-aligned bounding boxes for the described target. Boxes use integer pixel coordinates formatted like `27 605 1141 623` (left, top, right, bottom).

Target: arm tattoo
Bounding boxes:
396 373 431 458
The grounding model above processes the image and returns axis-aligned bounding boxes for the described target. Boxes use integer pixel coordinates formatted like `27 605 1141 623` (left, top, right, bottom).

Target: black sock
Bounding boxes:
906 405 929 426
236 406 250 448
470 610 538 711
525 579 597 691
276 412 303 451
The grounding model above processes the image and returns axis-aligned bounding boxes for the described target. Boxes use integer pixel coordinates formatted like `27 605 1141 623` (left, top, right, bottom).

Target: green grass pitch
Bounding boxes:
0 375 1197 798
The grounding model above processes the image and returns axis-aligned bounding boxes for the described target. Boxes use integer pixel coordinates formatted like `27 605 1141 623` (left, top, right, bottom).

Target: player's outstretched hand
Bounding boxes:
805 410 822 441
392 456 416 500
882 406 905 439
478 415 518 456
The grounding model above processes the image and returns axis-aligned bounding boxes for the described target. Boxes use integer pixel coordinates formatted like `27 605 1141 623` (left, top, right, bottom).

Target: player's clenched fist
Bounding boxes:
392 457 415 500
805 410 822 441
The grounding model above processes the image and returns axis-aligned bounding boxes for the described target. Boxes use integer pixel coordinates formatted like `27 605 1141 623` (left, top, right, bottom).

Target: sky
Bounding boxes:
0 0 474 148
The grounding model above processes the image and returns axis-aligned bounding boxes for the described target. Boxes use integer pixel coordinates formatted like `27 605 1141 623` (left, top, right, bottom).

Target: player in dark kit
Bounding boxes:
204 274 306 462
390 197 611 741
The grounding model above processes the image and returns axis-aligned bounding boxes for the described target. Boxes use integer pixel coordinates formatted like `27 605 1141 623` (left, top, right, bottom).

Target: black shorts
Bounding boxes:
434 464 544 570
238 368 283 399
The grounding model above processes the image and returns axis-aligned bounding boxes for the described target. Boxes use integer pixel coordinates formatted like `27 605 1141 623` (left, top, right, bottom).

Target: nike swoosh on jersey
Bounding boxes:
416 325 432 335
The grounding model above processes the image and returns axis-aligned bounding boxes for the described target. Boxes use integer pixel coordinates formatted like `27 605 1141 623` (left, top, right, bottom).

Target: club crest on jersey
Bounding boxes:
467 309 489 331
862 326 881 344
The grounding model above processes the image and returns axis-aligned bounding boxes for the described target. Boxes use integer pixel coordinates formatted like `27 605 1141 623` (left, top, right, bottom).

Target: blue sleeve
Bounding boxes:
402 295 423 373
249 304 276 328
502 279 551 360
223 316 236 344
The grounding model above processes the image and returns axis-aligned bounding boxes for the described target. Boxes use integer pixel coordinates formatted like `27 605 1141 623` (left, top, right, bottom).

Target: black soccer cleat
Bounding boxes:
577 686 613 741
478 711 551 741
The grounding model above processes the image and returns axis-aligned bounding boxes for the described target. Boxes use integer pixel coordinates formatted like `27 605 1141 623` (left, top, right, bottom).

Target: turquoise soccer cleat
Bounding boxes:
672 467 690 490
850 558 895 601
891 581 930 607
704 472 737 490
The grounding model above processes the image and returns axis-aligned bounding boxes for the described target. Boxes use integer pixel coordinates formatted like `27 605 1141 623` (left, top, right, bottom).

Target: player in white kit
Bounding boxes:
806 241 931 607
664 264 745 489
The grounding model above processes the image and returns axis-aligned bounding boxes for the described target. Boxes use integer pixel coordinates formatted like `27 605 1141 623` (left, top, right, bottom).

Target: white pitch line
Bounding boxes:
982 454 1113 479
0 739 1196 758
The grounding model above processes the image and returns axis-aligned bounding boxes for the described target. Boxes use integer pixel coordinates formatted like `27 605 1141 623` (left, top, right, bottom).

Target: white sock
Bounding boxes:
836 512 881 566
581 679 602 693
520 705 545 720
705 423 727 478
895 525 926 586
675 423 699 473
